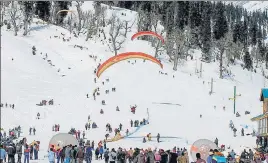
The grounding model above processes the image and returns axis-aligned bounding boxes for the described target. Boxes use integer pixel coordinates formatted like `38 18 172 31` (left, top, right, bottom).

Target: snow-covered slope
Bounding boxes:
1 2 266 162
228 1 268 12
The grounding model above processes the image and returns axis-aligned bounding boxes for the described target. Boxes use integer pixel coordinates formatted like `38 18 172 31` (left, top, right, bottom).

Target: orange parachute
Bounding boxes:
56 10 75 15
96 52 163 78
131 31 165 44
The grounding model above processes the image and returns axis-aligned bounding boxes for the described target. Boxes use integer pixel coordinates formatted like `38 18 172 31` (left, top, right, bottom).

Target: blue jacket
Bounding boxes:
212 156 227 163
229 152 236 158
99 147 104 154
48 151 55 162
0 148 6 160
207 155 213 163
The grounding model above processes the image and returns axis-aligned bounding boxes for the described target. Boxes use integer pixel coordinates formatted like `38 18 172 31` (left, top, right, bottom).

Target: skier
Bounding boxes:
87 94 89 98
241 128 244 136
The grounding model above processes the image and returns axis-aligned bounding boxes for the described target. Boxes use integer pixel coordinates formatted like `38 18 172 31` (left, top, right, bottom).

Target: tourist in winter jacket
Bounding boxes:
206 150 214 163
24 145 30 163
95 147 100 160
160 150 168 163
64 145 71 163
48 148 56 163
99 146 104 159
16 143 23 163
108 148 117 163
195 153 206 163
154 151 161 163
7 143 16 163
177 152 188 163
56 149 60 163
70 146 77 163
33 144 38 160
60 146 66 163
134 151 146 163
169 151 178 163
229 150 236 159
29 145 33 160
0 145 7 163
104 149 110 163
145 148 155 163
85 146 92 163
77 147 84 163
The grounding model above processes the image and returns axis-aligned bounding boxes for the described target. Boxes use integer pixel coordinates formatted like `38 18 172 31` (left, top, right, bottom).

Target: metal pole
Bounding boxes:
211 78 213 94
234 86 236 114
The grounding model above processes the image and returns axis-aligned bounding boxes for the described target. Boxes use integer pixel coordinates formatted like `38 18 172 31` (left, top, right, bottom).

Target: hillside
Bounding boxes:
228 1 268 12
1 1 266 162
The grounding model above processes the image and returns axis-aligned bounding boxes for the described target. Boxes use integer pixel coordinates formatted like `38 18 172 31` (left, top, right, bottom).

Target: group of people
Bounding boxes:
0 103 15 109
0 138 40 163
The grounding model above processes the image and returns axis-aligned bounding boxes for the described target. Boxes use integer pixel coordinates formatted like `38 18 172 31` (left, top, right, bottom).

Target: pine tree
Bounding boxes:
213 2 228 40
35 1 51 22
243 51 252 70
200 2 211 61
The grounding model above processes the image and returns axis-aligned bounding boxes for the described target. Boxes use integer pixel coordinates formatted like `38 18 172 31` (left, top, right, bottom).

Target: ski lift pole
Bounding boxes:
229 86 241 114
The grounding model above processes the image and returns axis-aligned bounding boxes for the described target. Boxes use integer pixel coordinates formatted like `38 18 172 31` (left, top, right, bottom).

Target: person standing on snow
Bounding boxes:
0 144 7 163
157 133 160 143
64 145 71 163
241 128 244 136
130 120 133 127
48 148 56 163
85 123 88 130
24 145 30 163
99 146 104 159
109 148 117 163
16 142 23 163
119 124 122 131
7 143 16 163
214 138 218 147
82 131 85 139
104 148 109 163
33 128 36 135
145 148 155 163
195 153 206 163
29 128 32 135
77 147 84 163
85 145 92 163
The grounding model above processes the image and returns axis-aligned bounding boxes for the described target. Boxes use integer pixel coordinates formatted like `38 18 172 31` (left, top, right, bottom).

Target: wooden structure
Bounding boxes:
251 89 268 147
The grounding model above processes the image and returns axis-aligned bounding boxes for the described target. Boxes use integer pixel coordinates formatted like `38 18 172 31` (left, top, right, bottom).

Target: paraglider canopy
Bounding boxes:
96 52 163 78
131 31 165 44
190 139 218 161
48 133 78 150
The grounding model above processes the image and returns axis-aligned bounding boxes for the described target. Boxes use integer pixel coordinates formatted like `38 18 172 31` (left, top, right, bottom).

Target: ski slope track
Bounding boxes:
1 1 266 162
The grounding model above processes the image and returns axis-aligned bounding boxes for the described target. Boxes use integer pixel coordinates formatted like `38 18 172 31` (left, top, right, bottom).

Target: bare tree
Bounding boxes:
22 1 34 36
75 1 84 33
108 14 125 56
137 6 146 32
99 6 107 27
122 19 135 38
165 27 191 70
85 11 96 41
8 1 22 36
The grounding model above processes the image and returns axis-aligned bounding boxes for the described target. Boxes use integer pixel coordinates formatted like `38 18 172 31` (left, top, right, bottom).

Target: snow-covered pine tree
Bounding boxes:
200 2 212 62
244 51 253 70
